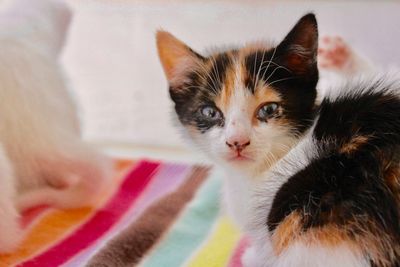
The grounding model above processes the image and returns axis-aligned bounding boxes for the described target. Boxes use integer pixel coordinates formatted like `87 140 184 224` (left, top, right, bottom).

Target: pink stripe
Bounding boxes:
64 163 192 266
126 164 191 217
18 160 160 267
227 236 250 267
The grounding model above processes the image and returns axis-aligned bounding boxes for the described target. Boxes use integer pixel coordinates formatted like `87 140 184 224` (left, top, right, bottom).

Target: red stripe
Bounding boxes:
18 160 160 267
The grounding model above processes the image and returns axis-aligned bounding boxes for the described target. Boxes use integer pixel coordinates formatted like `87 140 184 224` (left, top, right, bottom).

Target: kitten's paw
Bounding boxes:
318 36 355 73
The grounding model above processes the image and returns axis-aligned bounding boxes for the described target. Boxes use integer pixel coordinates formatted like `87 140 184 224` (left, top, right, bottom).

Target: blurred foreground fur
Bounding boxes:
0 0 112 252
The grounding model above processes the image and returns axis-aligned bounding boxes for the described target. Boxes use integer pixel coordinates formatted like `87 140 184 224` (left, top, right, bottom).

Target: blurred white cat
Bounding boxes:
0 0 112 252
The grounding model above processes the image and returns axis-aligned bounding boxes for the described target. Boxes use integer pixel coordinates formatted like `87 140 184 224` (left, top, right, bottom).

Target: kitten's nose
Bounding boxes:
226 139 251 151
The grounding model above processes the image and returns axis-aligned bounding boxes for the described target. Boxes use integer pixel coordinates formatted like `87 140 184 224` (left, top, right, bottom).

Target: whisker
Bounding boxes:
210 55 223 94
252 50 258 89
254 49 268 92
261 60 292 74
187 68 218 94
193 60 220 95
264 66 291 86
259 46 277 87
206 56 219 93
266 77 296 87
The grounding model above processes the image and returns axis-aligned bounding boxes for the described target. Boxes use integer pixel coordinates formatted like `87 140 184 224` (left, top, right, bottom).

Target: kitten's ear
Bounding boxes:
276 13 318 75
156 31 204 83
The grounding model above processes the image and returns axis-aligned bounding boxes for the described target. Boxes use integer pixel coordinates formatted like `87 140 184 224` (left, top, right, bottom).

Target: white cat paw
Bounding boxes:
318 36 355 73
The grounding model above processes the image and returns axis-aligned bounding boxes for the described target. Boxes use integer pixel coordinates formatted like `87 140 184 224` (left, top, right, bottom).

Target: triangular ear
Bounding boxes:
276 13 318 75
156 31 204 83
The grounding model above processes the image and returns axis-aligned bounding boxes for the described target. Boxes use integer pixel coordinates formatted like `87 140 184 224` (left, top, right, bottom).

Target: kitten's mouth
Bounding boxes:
227 153 253 162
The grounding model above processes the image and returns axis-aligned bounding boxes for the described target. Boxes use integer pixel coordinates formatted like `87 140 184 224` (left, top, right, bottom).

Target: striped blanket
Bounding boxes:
0 159 248 267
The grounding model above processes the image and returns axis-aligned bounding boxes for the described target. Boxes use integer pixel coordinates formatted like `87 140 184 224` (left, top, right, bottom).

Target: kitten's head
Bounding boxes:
157 14 319 175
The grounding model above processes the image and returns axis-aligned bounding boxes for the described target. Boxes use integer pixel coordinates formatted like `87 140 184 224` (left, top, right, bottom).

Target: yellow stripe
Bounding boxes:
186 216 241 267
0 159 134 266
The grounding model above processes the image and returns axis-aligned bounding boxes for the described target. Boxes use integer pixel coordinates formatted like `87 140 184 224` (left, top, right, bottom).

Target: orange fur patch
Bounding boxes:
254 86 282 104
271 211 303 255
271 211 400 266
340 135 369 154
215 59 236 113
272 212 357 255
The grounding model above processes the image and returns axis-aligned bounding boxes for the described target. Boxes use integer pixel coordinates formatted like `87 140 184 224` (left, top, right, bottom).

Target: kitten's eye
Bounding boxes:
257 102 279 121
200 106 221 120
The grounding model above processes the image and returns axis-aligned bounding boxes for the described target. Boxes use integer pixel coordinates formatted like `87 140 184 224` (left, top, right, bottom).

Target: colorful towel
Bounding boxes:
0 159 248 267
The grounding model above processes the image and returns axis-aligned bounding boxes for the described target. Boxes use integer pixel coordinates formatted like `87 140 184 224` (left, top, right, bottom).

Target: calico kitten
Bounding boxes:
157 14 319 227
157 13 400 267
0 0 111 252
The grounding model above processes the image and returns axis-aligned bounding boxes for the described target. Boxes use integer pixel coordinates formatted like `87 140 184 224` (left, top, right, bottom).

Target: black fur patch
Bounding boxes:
169 53 233 132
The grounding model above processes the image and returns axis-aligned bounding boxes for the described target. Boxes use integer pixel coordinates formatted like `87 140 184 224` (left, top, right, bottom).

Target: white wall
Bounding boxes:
62 0 400 150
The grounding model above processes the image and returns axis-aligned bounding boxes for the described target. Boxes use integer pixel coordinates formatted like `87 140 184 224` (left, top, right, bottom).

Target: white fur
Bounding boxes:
0 0 112 252
322 71 400 102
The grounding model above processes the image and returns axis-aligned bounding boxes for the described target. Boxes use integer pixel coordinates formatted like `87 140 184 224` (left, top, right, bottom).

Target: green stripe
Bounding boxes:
139 171 221 267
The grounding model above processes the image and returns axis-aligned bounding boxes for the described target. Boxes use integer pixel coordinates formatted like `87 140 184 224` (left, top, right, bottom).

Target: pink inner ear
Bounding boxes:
286 53 311 74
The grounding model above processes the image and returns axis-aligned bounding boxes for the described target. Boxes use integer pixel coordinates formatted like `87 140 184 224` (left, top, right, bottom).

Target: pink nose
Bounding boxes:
226 139 251 151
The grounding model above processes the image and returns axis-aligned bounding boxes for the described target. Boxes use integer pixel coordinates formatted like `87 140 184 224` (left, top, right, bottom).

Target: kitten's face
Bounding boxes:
157 14 319 175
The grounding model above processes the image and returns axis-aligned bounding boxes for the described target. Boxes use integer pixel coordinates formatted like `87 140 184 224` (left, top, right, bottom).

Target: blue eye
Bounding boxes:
257 103 279 121
200 106 221 120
